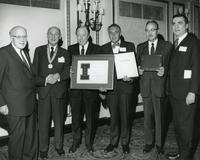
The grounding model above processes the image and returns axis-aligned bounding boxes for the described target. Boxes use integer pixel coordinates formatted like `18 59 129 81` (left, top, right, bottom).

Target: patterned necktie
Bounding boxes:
81 45 84 55
174 39 179 48
150 43 155 55
20 50 30 69
50 47 54 59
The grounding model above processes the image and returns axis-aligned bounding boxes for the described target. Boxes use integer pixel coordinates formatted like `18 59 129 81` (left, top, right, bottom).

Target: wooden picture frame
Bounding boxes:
70 54 114 90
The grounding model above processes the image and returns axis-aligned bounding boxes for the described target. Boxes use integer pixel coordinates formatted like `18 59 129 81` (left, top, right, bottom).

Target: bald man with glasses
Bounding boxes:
0 26 38 160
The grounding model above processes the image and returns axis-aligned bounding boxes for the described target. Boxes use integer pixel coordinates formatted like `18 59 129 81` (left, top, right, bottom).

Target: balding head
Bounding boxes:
9 26 28 49
47 26 61 46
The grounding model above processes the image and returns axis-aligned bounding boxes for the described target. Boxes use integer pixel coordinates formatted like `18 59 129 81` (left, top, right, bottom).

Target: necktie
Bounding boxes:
150 43 155 55
174 39 179 48
81 45 84 55
20 50 30 69
50 47 54 59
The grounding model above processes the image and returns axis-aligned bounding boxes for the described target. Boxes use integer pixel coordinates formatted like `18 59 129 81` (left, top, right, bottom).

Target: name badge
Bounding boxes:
58 56 65 63
120 47 126 52
184 70 192 79
179 46 187 52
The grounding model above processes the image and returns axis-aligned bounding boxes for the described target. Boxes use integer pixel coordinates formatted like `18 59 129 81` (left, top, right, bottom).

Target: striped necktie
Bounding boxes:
20 50 30 69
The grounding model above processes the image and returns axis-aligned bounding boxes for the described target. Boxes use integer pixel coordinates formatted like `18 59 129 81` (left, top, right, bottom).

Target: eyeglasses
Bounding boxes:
12 35 27 39
48 33 60 37
145 28 158 32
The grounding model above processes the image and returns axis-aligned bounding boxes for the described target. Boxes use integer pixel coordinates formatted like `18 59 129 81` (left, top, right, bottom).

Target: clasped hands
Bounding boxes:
0 105 8 115
138 66 164 76
45 73 60 85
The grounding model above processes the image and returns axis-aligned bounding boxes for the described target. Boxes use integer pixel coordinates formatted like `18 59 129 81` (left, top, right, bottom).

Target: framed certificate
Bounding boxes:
70 54 114 90
140 54 163 71
114 52 139 79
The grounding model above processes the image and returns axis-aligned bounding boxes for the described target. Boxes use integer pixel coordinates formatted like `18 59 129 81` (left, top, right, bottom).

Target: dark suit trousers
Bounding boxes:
38 95 65 152
107 93 132 146
7 112 38 160
143 94 165 147
70 91 98 147
170 96 197 160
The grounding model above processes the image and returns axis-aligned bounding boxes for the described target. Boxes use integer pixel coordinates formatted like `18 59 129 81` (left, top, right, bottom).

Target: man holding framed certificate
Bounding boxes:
137 20 172 155
102 24 139 154
68 26 101 153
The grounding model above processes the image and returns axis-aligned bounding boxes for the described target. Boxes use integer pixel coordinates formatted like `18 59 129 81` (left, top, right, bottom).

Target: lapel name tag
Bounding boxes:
58 56 65 63
120 47 126 52
179 46 187 52
184 70 192 79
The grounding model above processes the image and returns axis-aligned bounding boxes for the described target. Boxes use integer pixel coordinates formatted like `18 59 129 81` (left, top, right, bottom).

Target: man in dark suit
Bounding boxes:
0 26 37 160
33 26 70 159
137 20 172 154
168 14 200 160
101 24 139 154
68 26 101 153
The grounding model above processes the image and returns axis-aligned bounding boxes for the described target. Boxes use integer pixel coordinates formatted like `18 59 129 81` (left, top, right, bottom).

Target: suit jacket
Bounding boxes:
33 45 70 99
169 33 200 99
68 42 101 98
0 44 36 116
101 40 139 95
137 40 172 97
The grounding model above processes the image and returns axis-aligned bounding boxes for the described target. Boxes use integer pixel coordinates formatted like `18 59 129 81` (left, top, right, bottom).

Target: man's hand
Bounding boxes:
46 73 61 85
122 75 132 82
99 88 107 92
186 92 195 106
157 67 164 77
0 105 8 115
138 66 144 75
53 73 60 82
45 74 54 85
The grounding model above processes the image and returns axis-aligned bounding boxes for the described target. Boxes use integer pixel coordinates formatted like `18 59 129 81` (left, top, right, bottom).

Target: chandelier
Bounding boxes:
77 0 104 31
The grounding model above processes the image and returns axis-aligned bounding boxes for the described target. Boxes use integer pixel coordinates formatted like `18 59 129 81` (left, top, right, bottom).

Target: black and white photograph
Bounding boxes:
0 0 200 160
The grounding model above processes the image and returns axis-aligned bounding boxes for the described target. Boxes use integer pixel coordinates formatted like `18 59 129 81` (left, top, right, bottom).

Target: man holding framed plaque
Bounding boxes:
68 26 101 153
102 24 139 154
33 26 70 159
137 20 172 155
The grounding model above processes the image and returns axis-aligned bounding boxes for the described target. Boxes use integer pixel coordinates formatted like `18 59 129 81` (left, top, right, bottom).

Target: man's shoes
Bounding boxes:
143 144 154 153
166 152 180 160
55 148 65 156
104 144 117 153
156 145 164 155
86 145 94 153
39 151 48 160
122 145 130 154
68 142 80 153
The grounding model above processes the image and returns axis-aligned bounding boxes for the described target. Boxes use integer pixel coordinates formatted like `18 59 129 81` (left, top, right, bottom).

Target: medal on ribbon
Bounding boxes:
47 46 58 69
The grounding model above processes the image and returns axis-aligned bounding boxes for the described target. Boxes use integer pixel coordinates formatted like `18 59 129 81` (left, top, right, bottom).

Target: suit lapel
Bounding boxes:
143 41 149 55
155 40 162 55
24 50 33 73
85 42 93 55
108 42 114 54
8 44 32 73
75 43 80 55
178 34 189 47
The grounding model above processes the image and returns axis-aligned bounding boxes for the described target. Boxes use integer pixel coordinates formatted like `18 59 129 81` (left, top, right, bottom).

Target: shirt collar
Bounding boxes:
11 43 21 54
48 44 57 51
79 41 89 49
148 38 158 47
111 40 121 46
